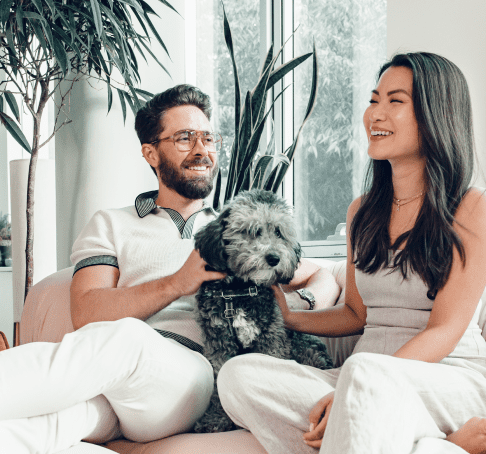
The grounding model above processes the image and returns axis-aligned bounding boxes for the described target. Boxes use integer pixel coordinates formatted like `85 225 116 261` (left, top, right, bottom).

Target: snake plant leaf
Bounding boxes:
212 170 223 212
271 42 318 193
4 90 20 122
221 1 241 142
0 112 31 153
253 153 291 190
267 52 313 91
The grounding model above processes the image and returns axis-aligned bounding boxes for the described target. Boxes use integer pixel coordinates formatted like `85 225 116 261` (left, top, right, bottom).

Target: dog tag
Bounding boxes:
224 301 236 318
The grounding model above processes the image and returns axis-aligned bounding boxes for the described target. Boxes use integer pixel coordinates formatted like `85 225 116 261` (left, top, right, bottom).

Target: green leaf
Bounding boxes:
133 88 154 101
271 44 319 193
4 91 19 122
90 0 104 39
5 24 17 56
267 53 313 91
52 36 68 75
31 0 44 15
44 0 57 17
153 0 180 16
0 0 13 25
137 36 171 77
142 11 170 58
16 6 25 36
106 77 113 113
117 88 127 123
0 112 31 153
0 95 3 112
212 170 222 211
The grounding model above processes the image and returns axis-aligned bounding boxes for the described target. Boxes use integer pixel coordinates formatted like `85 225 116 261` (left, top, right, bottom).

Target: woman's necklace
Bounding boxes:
392 191 424 212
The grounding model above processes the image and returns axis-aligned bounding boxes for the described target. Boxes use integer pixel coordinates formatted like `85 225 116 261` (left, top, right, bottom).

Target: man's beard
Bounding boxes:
157 151 218 200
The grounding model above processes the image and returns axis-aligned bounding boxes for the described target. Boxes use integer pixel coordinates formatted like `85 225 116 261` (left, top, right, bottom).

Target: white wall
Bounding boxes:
387 0 486 187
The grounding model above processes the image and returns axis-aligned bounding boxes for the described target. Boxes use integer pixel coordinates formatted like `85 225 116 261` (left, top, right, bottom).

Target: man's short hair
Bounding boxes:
135 84 212 146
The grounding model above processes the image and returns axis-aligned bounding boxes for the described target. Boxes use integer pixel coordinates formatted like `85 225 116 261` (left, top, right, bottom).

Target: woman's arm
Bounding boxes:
393 188 486 363
275 197 367 337
281 259 341 310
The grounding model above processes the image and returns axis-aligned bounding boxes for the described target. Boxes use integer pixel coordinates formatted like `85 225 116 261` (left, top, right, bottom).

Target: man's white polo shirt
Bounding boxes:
70 190 218 352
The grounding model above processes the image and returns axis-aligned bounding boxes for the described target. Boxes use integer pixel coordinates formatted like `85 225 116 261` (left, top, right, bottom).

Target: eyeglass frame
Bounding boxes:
150 129 223 153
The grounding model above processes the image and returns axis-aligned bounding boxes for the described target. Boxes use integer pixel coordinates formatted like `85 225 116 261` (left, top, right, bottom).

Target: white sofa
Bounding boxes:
21 257 484 454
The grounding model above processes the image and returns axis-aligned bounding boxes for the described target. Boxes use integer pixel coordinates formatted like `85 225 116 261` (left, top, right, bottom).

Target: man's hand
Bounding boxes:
303 392 334 448
446 417 486 454
168 249 226 297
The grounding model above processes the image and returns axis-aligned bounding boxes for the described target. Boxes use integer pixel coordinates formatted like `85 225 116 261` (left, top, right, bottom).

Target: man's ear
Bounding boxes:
141 143 160 169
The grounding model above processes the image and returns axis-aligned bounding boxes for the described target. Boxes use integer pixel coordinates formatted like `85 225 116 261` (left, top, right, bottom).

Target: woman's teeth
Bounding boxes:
371 130 393 136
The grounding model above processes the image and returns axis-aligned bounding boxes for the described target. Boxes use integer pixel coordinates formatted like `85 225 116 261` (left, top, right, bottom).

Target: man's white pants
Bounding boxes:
218 352 486 454
0 318 214 453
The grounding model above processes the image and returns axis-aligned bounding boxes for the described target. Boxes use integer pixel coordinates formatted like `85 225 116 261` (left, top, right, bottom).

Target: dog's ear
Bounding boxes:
194 212 229 272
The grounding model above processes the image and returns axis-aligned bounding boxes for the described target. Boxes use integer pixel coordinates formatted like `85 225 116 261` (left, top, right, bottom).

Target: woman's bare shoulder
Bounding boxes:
455 187 486 237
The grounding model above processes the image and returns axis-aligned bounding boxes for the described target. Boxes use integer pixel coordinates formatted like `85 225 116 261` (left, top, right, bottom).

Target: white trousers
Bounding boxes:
0 318 214 454
218 352 486 454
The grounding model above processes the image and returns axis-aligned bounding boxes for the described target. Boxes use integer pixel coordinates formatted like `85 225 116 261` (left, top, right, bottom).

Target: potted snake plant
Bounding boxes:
213 3 318 210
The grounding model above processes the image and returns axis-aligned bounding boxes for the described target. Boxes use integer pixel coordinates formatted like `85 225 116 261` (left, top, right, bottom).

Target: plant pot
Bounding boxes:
0 240 12 267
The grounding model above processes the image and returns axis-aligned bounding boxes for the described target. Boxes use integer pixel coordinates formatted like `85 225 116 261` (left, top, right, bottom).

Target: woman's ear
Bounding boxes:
194 215 229 272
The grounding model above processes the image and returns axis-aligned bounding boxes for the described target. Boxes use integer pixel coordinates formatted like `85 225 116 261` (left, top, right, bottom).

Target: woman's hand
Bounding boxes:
446 417 486 454
303 392 334 448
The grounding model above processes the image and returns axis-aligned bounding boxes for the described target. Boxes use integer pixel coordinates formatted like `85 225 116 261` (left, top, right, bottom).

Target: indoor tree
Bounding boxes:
0 0 176 304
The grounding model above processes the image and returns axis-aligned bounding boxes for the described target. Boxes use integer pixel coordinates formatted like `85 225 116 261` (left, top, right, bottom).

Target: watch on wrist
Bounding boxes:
295 288 316 310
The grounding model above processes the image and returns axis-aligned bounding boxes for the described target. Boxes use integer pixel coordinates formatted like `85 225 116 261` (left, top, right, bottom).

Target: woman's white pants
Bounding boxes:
218 352 486 454
0 318 214 454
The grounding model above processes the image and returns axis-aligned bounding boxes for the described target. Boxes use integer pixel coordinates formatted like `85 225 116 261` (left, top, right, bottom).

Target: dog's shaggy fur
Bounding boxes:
193 189 333 433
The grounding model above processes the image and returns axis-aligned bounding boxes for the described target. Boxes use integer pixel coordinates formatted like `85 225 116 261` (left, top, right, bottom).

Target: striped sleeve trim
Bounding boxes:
154 329 204 355
73 255 119 275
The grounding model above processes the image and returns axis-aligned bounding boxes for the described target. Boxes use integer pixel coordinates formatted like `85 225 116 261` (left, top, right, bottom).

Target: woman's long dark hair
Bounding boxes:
350 52 475 299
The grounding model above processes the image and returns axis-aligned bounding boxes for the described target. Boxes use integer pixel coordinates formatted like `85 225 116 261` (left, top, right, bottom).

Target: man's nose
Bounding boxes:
192 137 209 156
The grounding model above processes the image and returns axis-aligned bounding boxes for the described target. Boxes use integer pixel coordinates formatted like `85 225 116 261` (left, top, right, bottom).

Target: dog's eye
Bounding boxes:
255 227 262 237
275 227 282 238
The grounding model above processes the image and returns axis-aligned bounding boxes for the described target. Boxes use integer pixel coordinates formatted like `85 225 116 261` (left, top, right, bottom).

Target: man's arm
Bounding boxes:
70 249 226 330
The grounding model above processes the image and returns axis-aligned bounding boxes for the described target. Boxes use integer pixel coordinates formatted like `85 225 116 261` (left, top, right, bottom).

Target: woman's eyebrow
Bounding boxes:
371 89 412 97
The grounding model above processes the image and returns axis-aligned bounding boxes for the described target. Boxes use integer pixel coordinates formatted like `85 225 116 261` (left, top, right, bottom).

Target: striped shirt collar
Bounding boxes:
135 190 217 218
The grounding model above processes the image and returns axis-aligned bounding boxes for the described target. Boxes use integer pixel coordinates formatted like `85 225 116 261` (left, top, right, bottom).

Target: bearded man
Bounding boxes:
0 85 335 453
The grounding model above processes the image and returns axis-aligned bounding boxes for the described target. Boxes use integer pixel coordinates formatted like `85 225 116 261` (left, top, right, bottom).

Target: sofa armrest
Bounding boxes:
20 267 75 345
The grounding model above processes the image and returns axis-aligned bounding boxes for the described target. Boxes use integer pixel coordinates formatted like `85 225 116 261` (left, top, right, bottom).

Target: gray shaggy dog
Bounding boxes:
193 189 333 433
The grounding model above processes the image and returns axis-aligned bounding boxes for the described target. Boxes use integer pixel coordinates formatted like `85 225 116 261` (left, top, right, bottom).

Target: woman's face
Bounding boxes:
363 66 420 163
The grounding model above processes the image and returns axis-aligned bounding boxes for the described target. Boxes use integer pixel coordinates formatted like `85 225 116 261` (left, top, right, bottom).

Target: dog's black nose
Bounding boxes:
265 253 280 267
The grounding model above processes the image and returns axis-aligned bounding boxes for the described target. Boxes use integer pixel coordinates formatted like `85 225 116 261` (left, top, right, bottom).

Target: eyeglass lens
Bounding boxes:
174 131 220 152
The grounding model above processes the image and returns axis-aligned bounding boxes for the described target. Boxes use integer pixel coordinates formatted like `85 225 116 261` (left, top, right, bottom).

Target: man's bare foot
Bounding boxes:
446 417 486 454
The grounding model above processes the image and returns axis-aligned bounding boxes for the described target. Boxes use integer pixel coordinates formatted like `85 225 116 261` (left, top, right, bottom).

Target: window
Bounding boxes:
191 0 387 258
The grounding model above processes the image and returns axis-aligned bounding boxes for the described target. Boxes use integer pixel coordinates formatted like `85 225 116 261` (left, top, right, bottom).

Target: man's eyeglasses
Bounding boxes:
151 130 223 153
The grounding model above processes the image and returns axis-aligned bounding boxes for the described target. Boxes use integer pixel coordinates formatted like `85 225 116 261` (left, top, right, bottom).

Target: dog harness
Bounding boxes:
220 286 259 318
